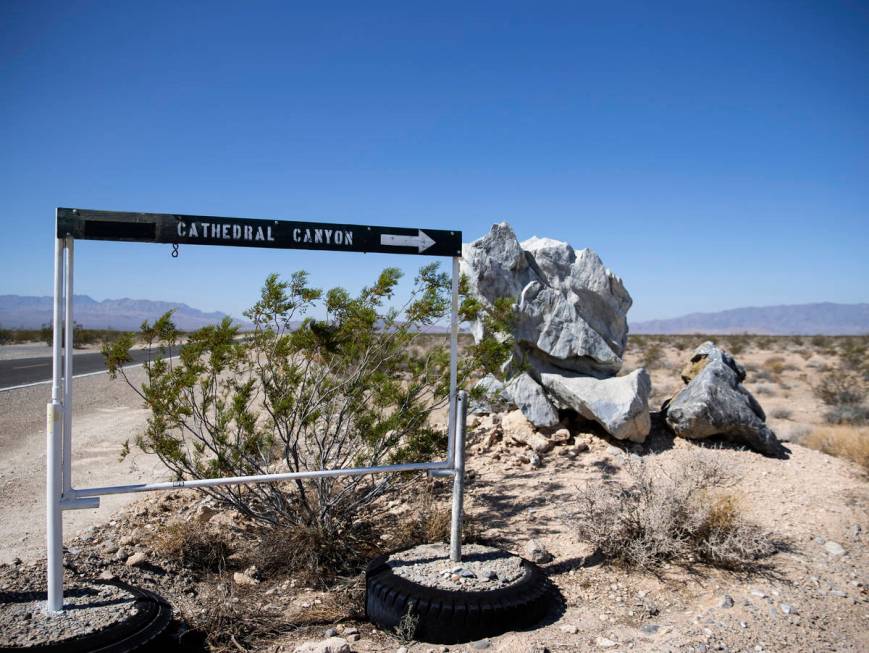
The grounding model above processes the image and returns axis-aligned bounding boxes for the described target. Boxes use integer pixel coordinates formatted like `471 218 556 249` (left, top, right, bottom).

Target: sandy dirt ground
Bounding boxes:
0 365 165 564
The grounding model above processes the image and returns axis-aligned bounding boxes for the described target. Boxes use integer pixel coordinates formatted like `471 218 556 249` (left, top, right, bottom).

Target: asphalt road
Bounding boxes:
0 349 153 390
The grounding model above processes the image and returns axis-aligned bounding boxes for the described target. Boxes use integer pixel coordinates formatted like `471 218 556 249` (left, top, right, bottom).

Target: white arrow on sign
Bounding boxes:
380 229 436 253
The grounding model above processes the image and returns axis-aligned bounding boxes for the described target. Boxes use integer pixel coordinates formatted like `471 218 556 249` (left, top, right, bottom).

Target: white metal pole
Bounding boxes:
62 237 73 493
446 256 459 465
45 234 65 613
449 390 468 563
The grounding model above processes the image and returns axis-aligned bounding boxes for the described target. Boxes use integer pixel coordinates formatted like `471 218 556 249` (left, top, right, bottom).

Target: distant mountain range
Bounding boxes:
4 295 866 336
0 295 239 331
630 302 869 335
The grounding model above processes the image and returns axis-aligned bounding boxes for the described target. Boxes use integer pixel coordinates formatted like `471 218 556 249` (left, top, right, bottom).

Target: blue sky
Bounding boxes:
1 1 867 322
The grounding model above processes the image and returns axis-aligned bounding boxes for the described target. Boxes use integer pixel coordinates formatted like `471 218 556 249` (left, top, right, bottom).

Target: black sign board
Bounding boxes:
56 208 462 257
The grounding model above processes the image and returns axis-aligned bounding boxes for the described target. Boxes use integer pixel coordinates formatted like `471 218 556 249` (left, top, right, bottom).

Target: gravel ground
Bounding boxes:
0 365 166 564
0 581 143 648
387 543 526 591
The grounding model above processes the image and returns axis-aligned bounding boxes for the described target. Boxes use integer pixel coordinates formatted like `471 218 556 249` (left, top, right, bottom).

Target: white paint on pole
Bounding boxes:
62 237 73 494
379 229 436 252
45 236 64 613
450 391 468 563
446 256 459 466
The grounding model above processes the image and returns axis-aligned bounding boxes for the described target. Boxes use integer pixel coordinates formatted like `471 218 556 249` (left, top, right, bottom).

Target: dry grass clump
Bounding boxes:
802 425 869 472
180 577 286 653
392 486 479 548
249 522 382 588
152 521 232 573
761 356 796 383
574 450 778 570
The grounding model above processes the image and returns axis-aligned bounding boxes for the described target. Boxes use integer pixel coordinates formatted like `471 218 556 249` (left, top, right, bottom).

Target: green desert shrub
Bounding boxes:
104 264 485 538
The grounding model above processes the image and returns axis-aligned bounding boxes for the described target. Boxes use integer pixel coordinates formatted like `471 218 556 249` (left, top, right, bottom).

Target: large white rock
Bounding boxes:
541 369 652 442
461 223 649 441
461 223 632 378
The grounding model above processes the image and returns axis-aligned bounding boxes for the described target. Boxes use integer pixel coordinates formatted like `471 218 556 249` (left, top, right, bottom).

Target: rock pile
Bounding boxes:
663 341 786 457
462 223 651 442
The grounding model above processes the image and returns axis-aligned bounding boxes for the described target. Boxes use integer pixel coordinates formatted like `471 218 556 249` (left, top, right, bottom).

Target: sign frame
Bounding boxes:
44 208 468 613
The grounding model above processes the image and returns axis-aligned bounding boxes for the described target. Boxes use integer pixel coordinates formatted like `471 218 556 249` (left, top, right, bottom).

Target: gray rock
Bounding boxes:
470 374 514 414
461 223 632 378
665 342 785 456
506 373 560 428
541 369 652 442
719 595 735 608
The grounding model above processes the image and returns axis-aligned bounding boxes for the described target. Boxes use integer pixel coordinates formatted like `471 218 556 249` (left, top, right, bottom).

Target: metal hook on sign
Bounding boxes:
171 243 179 258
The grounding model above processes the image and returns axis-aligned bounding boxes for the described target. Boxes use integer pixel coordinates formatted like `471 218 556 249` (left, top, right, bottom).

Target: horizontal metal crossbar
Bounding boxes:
72 460 453 498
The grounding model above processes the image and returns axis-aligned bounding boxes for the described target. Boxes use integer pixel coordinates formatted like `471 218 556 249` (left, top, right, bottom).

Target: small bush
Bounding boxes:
813 367 867 424
642 343 664 369
152 521 232 573
769 408 792 420
824 404 869 426
724 335 751 355
802 426 869 471
574 450 777 570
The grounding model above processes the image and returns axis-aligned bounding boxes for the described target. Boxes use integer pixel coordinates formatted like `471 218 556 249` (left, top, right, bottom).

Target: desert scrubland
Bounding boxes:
0 332 866 652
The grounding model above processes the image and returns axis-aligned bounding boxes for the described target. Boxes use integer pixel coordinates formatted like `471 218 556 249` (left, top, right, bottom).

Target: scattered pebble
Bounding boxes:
525 539 552 564
824 541 846 556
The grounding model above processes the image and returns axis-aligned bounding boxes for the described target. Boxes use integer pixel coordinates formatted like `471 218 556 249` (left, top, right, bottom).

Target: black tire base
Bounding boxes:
365 550 554 644
0 581 173 653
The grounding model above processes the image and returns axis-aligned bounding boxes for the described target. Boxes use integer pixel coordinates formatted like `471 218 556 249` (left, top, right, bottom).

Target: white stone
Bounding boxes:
541 369 652 442
824 541 846 556
502 410 554 453
293 638 351 653
461 223 632 378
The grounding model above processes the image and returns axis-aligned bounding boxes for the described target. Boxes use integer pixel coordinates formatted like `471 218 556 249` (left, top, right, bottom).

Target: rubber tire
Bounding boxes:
0 581 173 653
365 552 553 644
